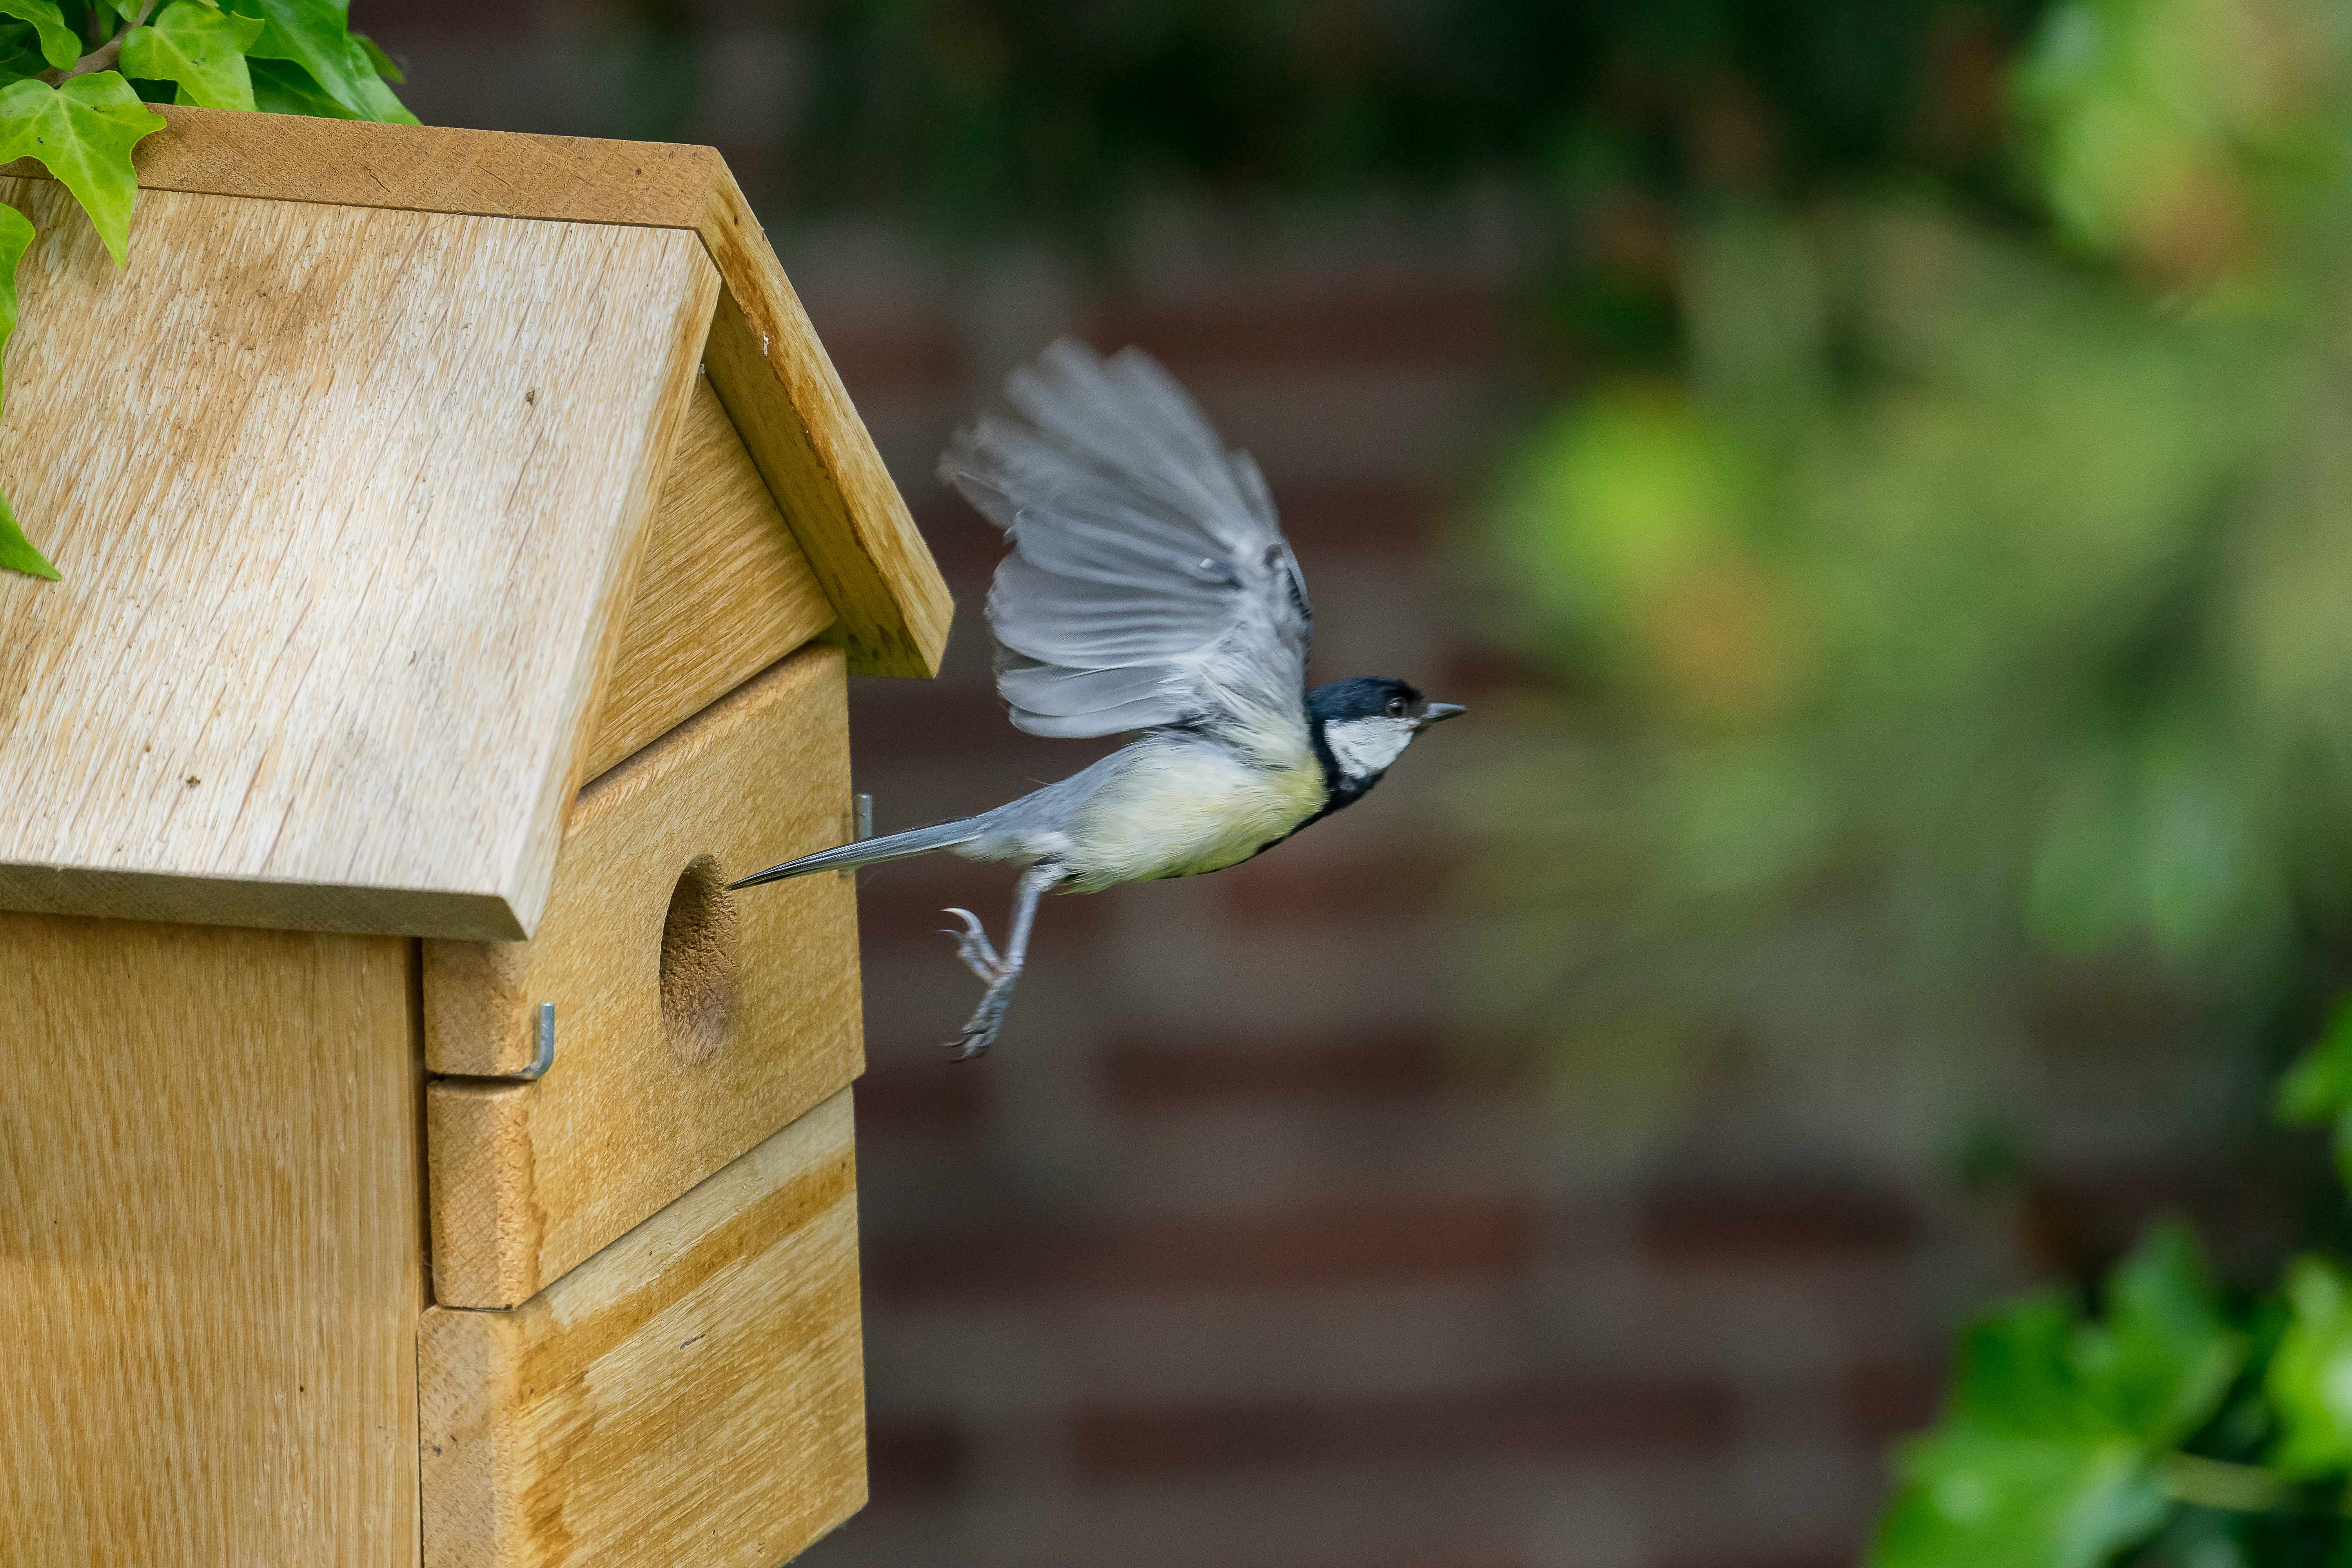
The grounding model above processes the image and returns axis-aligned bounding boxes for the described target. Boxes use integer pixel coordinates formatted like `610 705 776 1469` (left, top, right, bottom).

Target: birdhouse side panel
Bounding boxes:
0 912 422 1566
580 370 838 781
0 181 717 939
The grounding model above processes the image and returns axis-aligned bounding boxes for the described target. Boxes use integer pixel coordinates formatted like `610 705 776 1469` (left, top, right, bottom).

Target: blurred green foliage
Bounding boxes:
774 0 2048 234
1470 0 2352 1123
1870 1007 2352 1565
1459 0 2352 1557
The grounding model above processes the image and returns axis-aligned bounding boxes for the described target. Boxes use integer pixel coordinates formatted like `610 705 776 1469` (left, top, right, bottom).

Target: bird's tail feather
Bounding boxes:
730 818 985 889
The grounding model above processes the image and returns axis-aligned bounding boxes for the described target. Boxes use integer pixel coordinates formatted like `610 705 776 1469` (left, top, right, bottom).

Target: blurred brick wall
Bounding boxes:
352 7 2278 1565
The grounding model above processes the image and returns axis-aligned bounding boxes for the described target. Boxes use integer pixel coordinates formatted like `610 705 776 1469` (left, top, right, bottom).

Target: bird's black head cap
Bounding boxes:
1299 676 1466 825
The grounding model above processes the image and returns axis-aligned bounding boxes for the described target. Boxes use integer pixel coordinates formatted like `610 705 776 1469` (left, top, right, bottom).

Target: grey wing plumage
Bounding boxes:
938 341 1314 744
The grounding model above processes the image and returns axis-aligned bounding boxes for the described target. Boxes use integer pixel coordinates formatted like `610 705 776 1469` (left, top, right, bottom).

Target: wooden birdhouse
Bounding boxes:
0 107 950 1568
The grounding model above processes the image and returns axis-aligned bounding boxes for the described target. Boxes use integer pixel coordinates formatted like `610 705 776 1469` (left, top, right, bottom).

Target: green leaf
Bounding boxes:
2278 999 2352 1124
1872 1430 2167 1568
221 0 372 116
121 1 260 112
245 52 342 116
0 200 55 580
0 0 82 69
0 73 162 266
350 29 398 83
244 44 410 125
2267 1257 2352 1476
0 20 51 83
2078 1222 2244 1447
0 201 56 583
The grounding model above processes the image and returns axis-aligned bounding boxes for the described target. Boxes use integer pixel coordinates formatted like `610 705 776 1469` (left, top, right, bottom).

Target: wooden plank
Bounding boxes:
3 105 954 679
0 913 423 1566
419 1089 866 1568
697 172 954 679
581 371 839 780
424 645 863 1308
0 180 718 940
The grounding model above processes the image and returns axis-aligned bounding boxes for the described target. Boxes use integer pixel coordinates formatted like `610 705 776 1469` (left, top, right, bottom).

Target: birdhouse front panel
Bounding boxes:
0 107 947 1568
423 644 862 1310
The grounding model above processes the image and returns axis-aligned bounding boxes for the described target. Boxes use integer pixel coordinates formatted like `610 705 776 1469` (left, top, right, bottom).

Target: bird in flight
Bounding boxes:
731 341 1465 1058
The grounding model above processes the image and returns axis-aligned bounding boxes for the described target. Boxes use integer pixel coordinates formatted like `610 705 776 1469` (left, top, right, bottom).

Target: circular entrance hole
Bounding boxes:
660 855 740 1065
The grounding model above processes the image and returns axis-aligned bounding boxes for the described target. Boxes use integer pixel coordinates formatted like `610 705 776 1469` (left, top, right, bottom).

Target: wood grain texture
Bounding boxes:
697 172 953 679
0 913 423 1566
0 180 717 940
419 1089 867 1568
424 644 864 1308
3 105 954 679
581 371 839 780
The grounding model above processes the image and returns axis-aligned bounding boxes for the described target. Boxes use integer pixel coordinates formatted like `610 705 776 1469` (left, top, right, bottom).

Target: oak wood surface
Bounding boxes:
582 371 839 780
419 1089 867 1568
696 174 953 678
3 103 953 679
425 645 864 1308
0 913 424 1566
0 180 715 940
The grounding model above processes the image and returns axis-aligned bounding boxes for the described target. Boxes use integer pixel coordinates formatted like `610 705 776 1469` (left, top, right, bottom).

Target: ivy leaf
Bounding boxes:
121 1 261 113
0 73 163 266
1873 1430 2167 1568
0 20 49 83
246 42 408 124
221 0 374 118
1868 1227 2245 1568
0 200 54 579
2276 999 2352 1191
0 1 81 70
2076 1222 2244 1448
2267 1258 2352 1476
350 29 398 83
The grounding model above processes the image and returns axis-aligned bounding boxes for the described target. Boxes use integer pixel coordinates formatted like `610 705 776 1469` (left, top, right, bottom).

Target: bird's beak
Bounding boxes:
1418 701 1468 729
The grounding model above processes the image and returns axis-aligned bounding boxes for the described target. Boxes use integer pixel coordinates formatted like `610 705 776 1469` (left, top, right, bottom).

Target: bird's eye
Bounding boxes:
1386 697 1407 718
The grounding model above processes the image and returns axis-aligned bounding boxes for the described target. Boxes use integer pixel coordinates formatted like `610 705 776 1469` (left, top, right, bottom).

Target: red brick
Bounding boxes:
1844 1360 1945 1446
855 1057 987 1133
1274 483 1439 552
868 1197 1538 1301
822 323 965 400
1090 291 1501 377
1640 1178 1919 1267
1210 843 1446 930
1101 1027 1477 1111
1072 1376 1737 1479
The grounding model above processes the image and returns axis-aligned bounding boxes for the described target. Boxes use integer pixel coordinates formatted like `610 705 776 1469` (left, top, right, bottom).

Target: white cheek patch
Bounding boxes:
1324 716 1416 781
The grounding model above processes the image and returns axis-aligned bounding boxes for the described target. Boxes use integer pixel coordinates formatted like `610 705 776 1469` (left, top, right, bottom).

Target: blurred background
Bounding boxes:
360 2 2352 1563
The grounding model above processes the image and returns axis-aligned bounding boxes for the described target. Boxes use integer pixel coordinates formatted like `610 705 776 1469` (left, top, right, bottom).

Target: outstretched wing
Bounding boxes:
938 340 1314 746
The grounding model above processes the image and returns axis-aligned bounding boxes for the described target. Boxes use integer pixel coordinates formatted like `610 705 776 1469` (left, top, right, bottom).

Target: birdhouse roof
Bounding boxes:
0 107 949 941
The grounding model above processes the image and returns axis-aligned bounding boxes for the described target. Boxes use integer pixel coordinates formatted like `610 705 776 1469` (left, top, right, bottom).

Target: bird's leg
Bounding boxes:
940 907 1006 982
946 864 1061 1060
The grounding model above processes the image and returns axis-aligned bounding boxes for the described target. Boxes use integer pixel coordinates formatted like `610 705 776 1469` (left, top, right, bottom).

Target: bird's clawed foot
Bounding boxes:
948 984 1013 1061
941 907 1008 982
940 908 1015 1060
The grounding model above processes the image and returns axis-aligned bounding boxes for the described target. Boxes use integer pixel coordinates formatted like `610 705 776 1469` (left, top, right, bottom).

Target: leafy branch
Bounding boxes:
0 0 411 579
1872 1004 2352 1566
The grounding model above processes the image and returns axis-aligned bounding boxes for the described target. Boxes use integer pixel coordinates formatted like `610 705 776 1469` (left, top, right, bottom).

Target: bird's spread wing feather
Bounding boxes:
940 341 1314 748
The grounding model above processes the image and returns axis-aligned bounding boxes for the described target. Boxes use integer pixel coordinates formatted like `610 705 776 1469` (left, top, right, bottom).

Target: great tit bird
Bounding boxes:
731 340 1465 1057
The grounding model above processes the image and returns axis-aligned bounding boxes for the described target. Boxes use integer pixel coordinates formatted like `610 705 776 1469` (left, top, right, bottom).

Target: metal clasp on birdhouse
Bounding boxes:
430 1002 556 1085
855 794 873 841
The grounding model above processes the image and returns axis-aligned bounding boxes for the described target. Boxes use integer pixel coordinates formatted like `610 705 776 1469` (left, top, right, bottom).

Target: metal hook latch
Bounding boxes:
431 1002 555 1085
855 793 873 841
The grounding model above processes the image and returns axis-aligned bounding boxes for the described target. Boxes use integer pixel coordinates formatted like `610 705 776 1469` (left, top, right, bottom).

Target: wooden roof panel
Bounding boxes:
14 105 954 680
0 179 717 938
